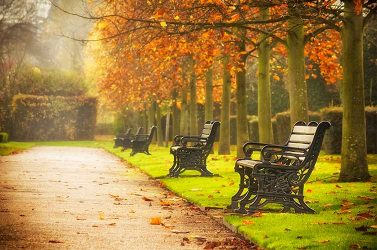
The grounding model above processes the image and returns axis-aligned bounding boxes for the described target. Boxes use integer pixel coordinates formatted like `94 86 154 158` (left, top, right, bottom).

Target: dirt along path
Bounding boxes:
0 147 253 249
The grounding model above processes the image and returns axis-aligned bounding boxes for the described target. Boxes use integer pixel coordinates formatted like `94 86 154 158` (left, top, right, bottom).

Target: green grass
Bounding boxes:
1 141 376 249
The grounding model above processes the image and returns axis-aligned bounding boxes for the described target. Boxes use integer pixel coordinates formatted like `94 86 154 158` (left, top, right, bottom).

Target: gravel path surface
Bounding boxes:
0 147 254 249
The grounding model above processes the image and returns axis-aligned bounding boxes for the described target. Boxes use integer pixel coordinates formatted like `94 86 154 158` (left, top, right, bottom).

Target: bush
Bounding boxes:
96 123 114 135
16 66 88 96
0 132 8 143
11 95 97 141
321 106 377 154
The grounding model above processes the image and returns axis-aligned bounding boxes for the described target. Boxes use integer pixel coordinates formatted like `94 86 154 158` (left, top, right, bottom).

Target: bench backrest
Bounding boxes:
199 121 220 150
283 121 330 179
146 126 157 145
135 127 143 136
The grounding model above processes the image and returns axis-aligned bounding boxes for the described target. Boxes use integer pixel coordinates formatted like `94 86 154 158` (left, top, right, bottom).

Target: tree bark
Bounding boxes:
339 0 370 181
205 66 214 121
180 87 189 135
236 28 249 157
155 101 164 146
172 89 180 137
287 3 308 126
165 109 171 147
257 7 274 143
218 55 231 155
180 61 189 135
148 101 156 143
189 56 198 135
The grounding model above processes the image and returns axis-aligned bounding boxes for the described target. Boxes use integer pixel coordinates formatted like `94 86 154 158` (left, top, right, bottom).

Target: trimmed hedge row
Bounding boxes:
12 95 97 141
251 107 377 153
321 106 377 154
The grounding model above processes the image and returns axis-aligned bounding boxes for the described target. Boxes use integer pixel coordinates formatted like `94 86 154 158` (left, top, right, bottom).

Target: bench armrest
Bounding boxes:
181 136 205 147
261 145 307 162
243 142 281 158
133 134 149 142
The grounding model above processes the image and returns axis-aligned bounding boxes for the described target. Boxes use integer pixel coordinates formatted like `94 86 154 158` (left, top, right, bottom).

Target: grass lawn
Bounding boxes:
1 141 376 249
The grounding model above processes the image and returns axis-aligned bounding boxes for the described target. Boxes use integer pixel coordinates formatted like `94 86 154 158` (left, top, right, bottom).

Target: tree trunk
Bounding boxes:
236 28 249 157
165 109 171 147
257 7 274 143
180 61 189 135
172 89 180 137
218 55 231 155
180 86 189 135
155 101 164 146
339 0 370 181
148 102 156 143
189 56 198 135
287 4 308 126
205 66 214 121
142 108 148 133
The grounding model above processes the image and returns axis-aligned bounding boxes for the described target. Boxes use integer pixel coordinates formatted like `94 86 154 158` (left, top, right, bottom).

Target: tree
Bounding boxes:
339 0 372 181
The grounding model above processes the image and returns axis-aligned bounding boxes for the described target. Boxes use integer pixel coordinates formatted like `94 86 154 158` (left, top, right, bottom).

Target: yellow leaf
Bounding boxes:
160 21 167 28
150 217 161 225
98 211 105 220
174 15 180 20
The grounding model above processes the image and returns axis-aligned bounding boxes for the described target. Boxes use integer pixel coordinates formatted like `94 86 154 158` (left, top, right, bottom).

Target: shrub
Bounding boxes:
96 123 114 135
16 66 88 96
11 94 97 141
0 132 8 143
321 106 377 154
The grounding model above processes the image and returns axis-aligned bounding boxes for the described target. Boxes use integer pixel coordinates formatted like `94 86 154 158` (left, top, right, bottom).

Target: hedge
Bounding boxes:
321 106 377 154
0 132 8 143
11 95 97 141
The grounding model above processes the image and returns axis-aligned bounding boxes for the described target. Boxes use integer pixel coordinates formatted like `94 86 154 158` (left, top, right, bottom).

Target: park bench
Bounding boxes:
168 121 220 177
130 126 157 156
113 128 132 148
228 121 331 214
121 127 143 151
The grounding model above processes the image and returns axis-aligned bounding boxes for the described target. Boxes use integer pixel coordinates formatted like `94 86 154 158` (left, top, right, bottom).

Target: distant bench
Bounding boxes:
229 121 330 214
168 121 220 177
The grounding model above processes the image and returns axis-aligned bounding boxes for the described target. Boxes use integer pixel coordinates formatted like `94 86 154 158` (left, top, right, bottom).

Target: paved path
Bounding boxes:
0 147 253 249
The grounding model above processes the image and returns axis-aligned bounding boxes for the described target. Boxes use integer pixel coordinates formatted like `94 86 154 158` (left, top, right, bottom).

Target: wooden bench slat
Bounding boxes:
287 142 310 149
288 134 314 144
292 126 318 134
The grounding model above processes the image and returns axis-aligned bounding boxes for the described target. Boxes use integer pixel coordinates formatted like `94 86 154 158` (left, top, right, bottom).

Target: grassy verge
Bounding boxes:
1 141 376 249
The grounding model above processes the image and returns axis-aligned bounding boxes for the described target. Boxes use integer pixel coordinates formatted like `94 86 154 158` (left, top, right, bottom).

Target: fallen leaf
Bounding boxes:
242 220 254 225
356 211 374 219
49 240 64 243
171 229 190 234
355 225 368 232
323 203 333 208
349 244 360 249
98 211 105 220
204 241 221 249
250 211 263 217
335 184 342 188
150 217 161 225
306 189 312 193
370 225 377 229
358 196 375 201
318 240 330 243
108 223 116 226
142 196 153 202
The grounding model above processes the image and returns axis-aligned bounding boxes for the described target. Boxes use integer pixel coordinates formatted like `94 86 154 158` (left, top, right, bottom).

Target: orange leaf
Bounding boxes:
242 220 254 225
143 196 153 201
150 217 161 225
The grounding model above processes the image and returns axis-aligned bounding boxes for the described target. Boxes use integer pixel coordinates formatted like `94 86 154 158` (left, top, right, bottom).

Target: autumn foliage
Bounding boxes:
87 1 346 111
